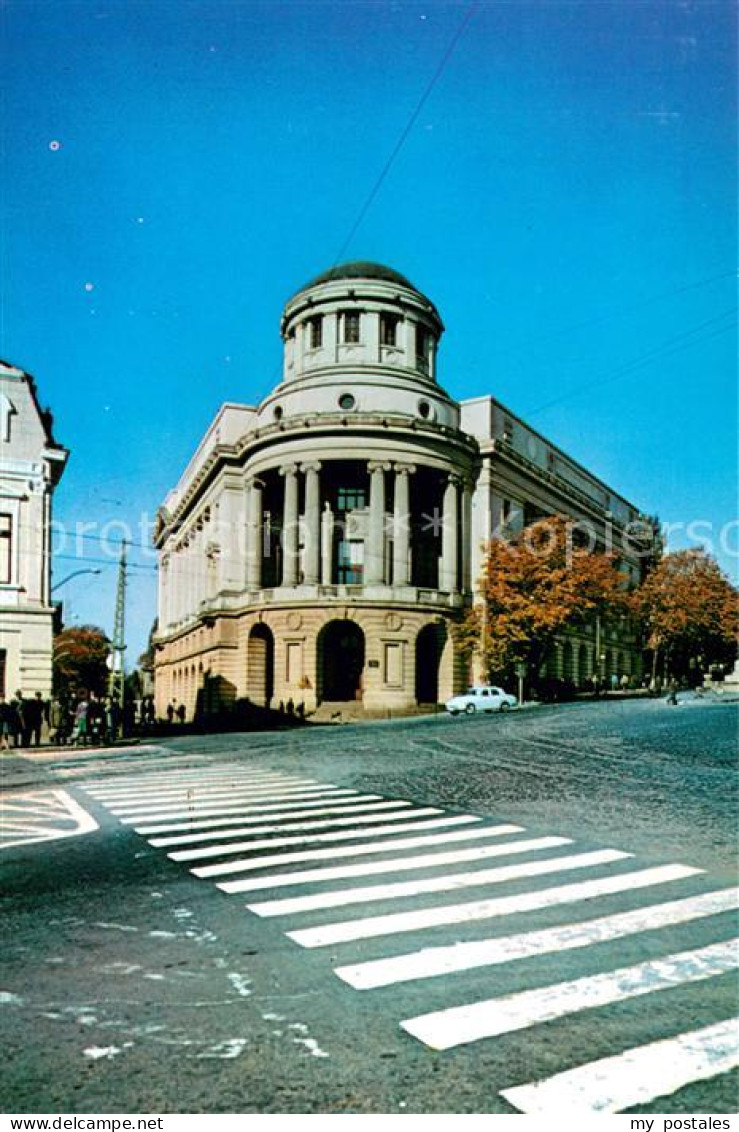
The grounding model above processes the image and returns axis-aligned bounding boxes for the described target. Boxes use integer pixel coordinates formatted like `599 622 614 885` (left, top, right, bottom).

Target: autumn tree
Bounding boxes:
458 514 630 685
633 550 738 683
53 625 110 700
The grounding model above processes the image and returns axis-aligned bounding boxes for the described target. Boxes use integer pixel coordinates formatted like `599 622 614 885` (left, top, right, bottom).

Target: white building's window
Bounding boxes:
341 311 361 344
0 514 12 584
308 316 323 349
380 314 399 346
415 325 430 372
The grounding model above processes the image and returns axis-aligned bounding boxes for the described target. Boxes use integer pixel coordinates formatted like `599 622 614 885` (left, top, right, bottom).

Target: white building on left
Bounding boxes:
0 361 68 698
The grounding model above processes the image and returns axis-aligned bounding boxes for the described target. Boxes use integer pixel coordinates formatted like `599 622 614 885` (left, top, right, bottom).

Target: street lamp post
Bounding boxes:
52 568 102 593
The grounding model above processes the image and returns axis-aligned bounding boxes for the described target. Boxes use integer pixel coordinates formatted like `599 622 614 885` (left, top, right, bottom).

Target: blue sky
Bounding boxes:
3 0 736 661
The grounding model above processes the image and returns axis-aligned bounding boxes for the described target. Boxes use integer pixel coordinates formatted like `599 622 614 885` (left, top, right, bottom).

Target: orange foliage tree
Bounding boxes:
632 550 738 682
457 515 630 684
53 625 110 700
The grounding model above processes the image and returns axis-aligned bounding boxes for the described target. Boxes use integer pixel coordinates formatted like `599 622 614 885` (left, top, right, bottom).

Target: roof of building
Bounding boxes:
300 261 417 292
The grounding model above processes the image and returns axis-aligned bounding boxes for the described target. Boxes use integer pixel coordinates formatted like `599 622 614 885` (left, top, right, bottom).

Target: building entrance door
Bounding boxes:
319 621 365 702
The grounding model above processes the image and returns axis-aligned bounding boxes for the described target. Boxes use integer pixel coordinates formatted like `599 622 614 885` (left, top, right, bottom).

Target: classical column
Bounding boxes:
280 463 300 586
321 501 334 584
392 463 415 587
302 461 321 584
366 461 389 585
403 316 417 369
461 479 473 592
159 554 170 629
440 473 460 592
245 477 264 589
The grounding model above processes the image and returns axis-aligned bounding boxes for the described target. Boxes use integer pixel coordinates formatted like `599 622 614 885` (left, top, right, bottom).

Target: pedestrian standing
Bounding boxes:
26 692 46 746
107 696 122 742
48 697 64 745
166 701 175 724
0 694 13 751
74 697 89 745
16 691 31 746
176 702 186 724
8 693 23 747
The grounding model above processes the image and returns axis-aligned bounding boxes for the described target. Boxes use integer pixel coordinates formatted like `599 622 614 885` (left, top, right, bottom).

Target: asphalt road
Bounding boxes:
2 698 737 1115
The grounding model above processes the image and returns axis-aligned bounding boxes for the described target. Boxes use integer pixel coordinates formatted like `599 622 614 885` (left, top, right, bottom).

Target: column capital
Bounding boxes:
279 463 299 478
445 472 463 488
245 475 265 491
367 460 391 474
300 460 322 474
393 462 416 476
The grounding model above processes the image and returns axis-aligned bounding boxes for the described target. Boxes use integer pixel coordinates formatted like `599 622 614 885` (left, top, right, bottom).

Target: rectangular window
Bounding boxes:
342 311 361 344
415 325 429 371
381 315 398 347
337 540 363 584
336 486 366 512
0 514 12 585
308 317 322 349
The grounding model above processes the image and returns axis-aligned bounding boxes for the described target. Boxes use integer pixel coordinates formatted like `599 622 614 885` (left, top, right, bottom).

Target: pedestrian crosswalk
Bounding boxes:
81 764 739 1114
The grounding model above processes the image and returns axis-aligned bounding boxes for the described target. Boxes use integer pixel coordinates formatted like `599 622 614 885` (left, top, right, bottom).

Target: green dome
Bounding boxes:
300 261 417 292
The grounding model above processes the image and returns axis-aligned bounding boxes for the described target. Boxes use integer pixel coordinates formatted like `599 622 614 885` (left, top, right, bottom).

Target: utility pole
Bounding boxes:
109 542 127 720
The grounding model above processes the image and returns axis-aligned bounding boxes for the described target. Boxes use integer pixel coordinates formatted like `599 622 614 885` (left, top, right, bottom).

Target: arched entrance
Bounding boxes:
247 623 274 706
415 622 446 704
317 620 365 702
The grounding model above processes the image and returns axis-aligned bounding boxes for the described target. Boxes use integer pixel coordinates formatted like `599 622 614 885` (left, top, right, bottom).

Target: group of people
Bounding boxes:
0 690 178 751
0 691 48 749
0 690 127 749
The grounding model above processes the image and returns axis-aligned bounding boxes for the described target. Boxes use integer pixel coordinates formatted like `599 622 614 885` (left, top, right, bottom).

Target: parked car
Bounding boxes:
445 686 518 715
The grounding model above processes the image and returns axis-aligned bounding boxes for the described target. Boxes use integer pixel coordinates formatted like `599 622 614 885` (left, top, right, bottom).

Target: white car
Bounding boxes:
445 686 518 715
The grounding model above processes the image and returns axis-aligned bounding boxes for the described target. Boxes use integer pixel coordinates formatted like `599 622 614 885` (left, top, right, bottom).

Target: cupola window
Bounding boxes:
380 314 399 347
338 392 356 411
308 316 323 349
416 325 430 373
341 310 361 344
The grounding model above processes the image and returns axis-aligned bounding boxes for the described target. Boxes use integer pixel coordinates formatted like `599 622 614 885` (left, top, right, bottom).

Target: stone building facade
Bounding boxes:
153 263 645 719
0 362 68 698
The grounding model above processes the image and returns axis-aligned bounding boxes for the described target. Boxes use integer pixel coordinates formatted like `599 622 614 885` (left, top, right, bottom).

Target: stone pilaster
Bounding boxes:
440 474 460 592
461 479 473 592
366 461 390 585
392 463 415 586
302 461 322 584
321 501 334 584
280 463 300 586
246 477 264 589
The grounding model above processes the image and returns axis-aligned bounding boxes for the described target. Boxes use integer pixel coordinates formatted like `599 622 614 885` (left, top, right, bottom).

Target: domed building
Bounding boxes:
153 262 645 719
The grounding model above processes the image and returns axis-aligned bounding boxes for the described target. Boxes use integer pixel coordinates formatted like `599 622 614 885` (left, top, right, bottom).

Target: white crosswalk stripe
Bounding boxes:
401 939 739 1048
335 886 739 989
149 804 445 847
500 1017 739 1113
82 763 737 1113
247 848 629 916
168 812 478 861
118 790 360 825
286 863 702 948
204 822 525 884
134 796 409 835
218 833 569 893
